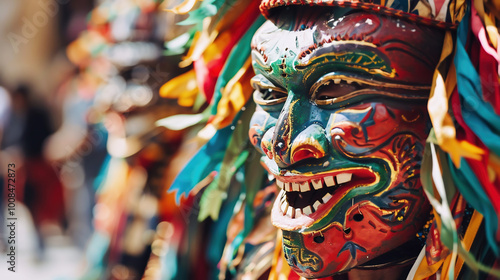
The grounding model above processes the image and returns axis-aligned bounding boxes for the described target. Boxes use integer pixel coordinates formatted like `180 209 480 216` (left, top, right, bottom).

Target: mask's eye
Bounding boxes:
260 88 287 100
312 77 431 106
314 80 362 102
254 87 288 105
251 75 287 105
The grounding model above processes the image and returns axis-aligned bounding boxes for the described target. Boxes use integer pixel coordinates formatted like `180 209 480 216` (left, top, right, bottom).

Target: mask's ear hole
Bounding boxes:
313 235 325 243
353 213 364 222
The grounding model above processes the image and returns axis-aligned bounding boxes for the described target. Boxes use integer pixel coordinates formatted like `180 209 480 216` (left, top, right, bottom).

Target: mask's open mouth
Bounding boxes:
271 168 378 231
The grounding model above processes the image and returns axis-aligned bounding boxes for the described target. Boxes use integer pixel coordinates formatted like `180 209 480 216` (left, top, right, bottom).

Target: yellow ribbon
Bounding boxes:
165 0 201 14
454 211 484 278
211 57 254 129
268 230 294 280
428 31 485 167
159 69 199 107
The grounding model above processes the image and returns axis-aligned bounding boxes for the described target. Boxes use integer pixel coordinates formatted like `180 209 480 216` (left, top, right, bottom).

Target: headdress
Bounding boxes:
259 0 464 28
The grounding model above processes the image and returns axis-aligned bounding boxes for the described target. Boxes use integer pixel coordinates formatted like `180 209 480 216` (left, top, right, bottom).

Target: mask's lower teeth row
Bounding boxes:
278 189 332 219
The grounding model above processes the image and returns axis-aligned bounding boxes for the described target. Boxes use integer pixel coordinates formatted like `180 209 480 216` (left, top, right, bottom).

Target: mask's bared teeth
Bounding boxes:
324 175 335 187
333 78 341 84
322 193 332 204
313 200 321 211
292 182 300 192
279 190 286 202
303 205 313 215
284 182 292 191
295 208 302 218
311 179 322 190
286 205 294 217
281 201 289 215
300 181 310 192
336 173 352 184
276 179 284 189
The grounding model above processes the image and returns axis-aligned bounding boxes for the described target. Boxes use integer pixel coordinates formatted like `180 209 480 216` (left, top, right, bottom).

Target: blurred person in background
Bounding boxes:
0 83 12 253
0 85 11 146
1 83 65 259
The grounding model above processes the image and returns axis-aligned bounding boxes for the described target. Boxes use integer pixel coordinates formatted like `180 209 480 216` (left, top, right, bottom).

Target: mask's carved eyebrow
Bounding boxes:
251 73 288 92
251 49 271 69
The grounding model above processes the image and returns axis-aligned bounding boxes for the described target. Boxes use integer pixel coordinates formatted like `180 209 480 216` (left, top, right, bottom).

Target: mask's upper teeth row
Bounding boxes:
275 173 353 192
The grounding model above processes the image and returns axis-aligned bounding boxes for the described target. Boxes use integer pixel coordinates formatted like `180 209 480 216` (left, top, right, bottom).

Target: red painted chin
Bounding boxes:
282 203 427 278
270 168 377 231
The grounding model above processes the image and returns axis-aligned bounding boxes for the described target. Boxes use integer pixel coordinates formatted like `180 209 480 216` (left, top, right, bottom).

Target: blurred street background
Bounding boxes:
1 1 95 278
0 0 192 279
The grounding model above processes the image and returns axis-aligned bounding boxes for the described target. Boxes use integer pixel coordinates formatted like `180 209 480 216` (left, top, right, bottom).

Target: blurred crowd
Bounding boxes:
0 0 208 279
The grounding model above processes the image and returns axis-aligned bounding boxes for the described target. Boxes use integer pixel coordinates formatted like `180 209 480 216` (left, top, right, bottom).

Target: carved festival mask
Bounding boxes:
248 6 446 277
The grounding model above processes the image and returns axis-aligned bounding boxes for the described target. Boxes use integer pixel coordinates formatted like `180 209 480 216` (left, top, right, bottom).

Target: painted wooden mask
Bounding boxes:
248 5 446 278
